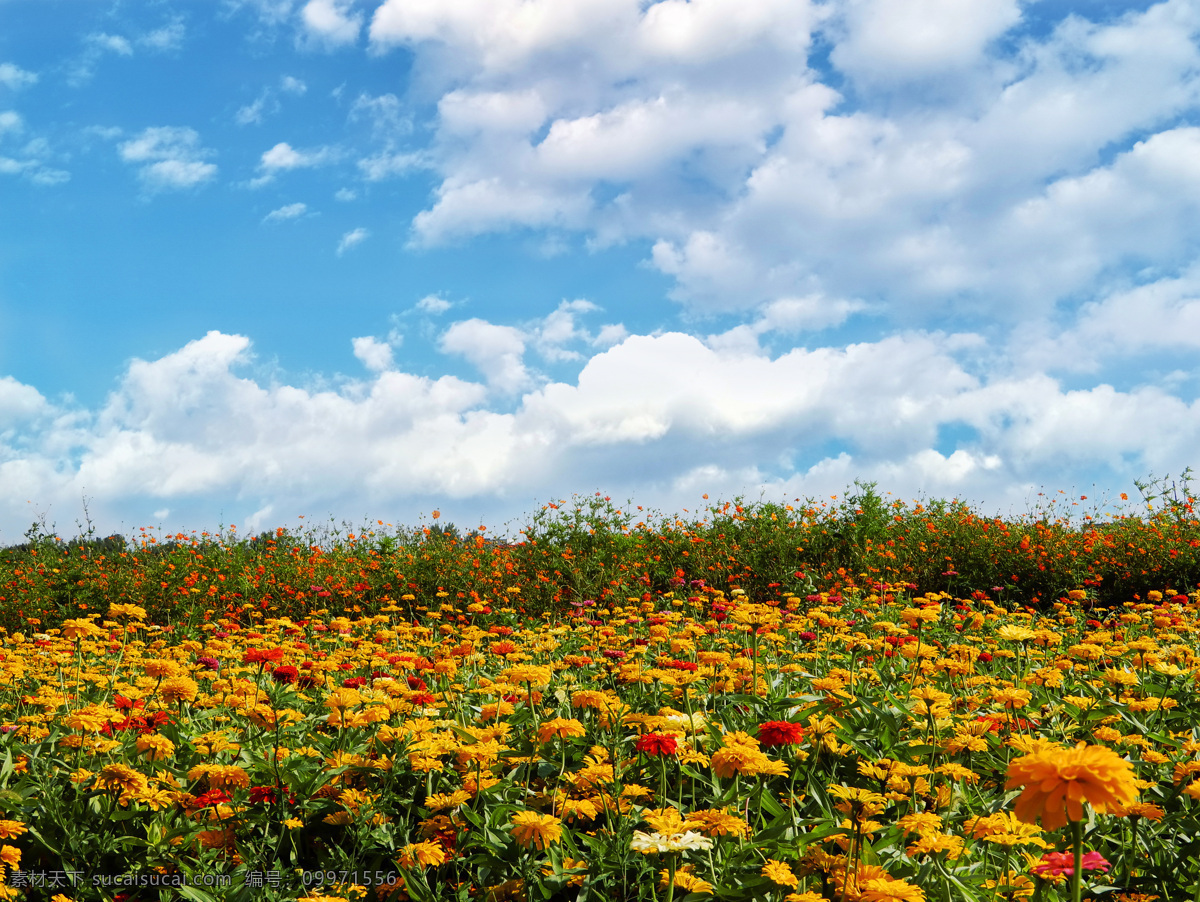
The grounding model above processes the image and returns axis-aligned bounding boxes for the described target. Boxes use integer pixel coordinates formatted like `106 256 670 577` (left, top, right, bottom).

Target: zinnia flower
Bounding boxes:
537 717 587 744
1031 850 1111 877
635 733 679 756
758 721 805 747
511 811 563 850
630 830 714 854
762 859 798 888
399 841 447 868
1005 743 1138 830
858 877 926 901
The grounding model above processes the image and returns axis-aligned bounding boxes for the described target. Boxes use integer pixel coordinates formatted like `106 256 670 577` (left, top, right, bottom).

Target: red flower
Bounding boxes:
758 721 805 747
272 665 299 684
635 733 678 756
192 789 232 808
1032 850 1110 877
243 647 285 665
342 677 367 689
406 675 428 691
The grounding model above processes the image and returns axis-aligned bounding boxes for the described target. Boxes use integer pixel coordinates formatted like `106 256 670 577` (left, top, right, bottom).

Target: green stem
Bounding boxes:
1070 820 1083 902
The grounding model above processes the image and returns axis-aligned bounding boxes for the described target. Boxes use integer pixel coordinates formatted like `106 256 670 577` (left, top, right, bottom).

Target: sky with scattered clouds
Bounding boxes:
0 0 1197 541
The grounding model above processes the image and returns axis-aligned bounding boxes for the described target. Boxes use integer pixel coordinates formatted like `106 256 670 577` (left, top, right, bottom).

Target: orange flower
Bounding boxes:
1005 743 1138 830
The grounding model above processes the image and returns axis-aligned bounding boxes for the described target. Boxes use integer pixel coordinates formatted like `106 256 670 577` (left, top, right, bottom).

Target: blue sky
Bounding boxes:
0 0 1197 541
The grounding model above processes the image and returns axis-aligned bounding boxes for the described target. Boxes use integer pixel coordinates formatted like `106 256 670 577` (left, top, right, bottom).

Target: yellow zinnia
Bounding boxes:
1005 742 1138 831
511 811 563 850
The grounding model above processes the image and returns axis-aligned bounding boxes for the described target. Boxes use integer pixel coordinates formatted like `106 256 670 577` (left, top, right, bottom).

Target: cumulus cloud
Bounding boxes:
337 227 369 254
251 141 337 185
4 323 1200 542
352 335 395 372
440 319 530 394
828 0 1020 85
357 0 1200 329
118 127 217 191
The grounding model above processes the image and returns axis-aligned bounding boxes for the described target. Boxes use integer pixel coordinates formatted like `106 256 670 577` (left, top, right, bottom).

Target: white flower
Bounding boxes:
630 830 714 854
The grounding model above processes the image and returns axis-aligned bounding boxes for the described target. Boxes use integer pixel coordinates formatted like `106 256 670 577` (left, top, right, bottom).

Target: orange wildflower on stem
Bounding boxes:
1006 743 1138 902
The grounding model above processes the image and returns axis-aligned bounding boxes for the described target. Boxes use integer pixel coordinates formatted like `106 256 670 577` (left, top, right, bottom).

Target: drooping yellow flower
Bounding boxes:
1005 742 1138 830
510 811 563 850
537 717 586 744
60 618 105 641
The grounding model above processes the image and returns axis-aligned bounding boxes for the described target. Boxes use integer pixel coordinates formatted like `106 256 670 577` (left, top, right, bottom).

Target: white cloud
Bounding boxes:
0 112 20 137
263 201 308 222
440 319 530 394
350 92 410 139
236 93 275 125
118 127 217 191
352 336 395 372
337 227 369 254
0 63 37 90
358 0 1200 327
281 75 307 94
358 150 423 181
88 33 134 56
251 141 337 185
828 0 1021 85
415 294 452 314
301 0 363 47
4 322 1198 543
140 21 186 51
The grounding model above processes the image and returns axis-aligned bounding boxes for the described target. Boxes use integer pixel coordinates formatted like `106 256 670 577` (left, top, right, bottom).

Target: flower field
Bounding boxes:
0 485 1199 901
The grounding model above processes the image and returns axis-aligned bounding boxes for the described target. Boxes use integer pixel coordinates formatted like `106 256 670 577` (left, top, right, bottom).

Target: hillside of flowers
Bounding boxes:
0 479 1197 901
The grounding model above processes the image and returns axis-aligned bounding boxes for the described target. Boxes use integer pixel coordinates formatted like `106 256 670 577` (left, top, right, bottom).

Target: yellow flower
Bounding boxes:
511 811 563 850
1006 742 1138 830
858 876 926 901
398 841 447 869
143 659 177 678
762 859 798 888
160 677 199 704
426 790 471 811
0 823 24 841
135 734 176 761
60 618 104 641
0 846 19 870
98 764 148 796
537 717 586 744
660 864 714 894
63 706 114 733
107 603 147 620
206 765 250 790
